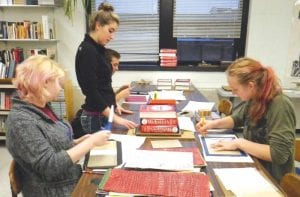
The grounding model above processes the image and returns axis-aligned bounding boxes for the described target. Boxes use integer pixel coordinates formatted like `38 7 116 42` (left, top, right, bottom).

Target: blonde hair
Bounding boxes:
89 2 119 31
13 55 65 105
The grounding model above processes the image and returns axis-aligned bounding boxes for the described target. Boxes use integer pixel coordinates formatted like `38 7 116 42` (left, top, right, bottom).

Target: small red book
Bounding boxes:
140 118 178 125
140 125 179 133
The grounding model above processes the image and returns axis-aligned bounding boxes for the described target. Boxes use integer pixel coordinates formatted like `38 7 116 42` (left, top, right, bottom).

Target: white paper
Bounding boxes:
109 134 146 162
125 150 194 171
214 168 281 197
198 134 253 163
182 100 215 112
149 90 186 100
178 116 196 132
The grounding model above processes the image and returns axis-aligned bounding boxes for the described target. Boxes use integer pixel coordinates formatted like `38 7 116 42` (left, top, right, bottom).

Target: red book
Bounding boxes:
124 95 148 104
140 118 178 125
160 48 177 53
140 125 178 133
149 99 177 105
139 105 176 118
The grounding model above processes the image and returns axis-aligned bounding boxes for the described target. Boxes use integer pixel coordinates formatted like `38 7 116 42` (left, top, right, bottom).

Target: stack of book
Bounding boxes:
159 48 177 67
157 78 172 90
174 79 191 90
138 104 179 135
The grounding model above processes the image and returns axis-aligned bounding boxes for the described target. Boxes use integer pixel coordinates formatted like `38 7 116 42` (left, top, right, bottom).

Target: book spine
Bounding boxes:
141 118 178 125
140 125 178 133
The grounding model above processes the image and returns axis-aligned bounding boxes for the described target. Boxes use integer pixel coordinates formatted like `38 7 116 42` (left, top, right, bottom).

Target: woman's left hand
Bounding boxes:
211 139 240 151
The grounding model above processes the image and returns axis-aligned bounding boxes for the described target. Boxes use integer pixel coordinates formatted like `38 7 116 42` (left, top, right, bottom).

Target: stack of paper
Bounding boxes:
214 168 281 196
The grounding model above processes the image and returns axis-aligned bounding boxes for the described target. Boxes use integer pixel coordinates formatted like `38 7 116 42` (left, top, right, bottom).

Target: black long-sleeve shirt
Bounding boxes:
75 34 116 112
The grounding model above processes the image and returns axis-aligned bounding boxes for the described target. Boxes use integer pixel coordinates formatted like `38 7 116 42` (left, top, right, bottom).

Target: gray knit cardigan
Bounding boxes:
6 97 82 197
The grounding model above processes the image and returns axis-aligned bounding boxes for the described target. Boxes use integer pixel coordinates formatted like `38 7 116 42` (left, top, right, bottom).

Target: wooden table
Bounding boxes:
72 84 285 197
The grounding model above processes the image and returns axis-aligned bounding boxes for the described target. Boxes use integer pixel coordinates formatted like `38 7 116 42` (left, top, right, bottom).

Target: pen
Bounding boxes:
104 105 114 131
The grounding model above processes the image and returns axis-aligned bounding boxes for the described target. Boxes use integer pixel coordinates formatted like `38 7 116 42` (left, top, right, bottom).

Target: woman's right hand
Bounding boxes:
196 120 213 136
91 131 110 146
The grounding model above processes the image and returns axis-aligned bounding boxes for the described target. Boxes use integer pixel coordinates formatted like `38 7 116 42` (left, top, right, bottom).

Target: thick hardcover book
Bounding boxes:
139 104 176 118
149 99 177 105
140 125 179 133
135 126 182 136
140 118 178 125
85 140 122 169
98 169 210 197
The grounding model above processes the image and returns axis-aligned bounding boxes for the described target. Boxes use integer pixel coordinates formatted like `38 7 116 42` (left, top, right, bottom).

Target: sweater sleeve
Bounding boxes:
267 96 296 165
7 118 75 180
231 101 248 128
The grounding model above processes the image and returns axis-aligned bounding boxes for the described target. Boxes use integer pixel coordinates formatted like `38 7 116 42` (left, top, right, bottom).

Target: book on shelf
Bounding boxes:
140 117 178 125
85 140 122 169
97 169 210 197
159 48 177 67
140 124 179 133
139 104 176 119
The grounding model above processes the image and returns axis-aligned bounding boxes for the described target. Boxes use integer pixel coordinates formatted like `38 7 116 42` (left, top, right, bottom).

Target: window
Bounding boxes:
91 0 249 71
93 0 159 64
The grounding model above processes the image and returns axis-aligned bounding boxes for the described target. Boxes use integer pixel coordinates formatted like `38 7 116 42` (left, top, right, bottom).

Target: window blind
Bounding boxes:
173 0 243 38
92 0 159 62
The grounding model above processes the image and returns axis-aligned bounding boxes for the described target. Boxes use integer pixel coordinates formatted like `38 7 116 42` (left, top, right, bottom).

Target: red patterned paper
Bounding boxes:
103 169 210 197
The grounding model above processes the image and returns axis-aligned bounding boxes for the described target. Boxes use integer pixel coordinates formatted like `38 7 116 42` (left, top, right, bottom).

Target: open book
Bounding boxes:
85 140 122 169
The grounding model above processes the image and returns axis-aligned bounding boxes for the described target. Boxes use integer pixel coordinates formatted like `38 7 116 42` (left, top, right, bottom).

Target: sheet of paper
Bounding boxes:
109 134 146 163
151 140 182 148
149 90 186 100
214 168 281 197
125 150 194 171
198 134 253 163
178 116 196 132
182 101 215 112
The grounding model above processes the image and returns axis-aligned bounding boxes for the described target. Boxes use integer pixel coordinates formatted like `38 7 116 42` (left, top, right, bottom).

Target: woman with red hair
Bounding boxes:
196 57 296 183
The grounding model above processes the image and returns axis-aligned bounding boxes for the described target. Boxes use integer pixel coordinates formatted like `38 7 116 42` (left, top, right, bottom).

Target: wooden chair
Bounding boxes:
280 173 300 197
9 160 22 197
218 99 233 116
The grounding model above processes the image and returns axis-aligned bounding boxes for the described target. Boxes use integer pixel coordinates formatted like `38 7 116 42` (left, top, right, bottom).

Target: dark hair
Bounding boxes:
89 2 119 31
227 57 282 124
105 48 121 63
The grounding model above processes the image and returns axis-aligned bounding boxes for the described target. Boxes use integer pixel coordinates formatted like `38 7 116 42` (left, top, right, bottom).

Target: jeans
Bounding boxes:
80 110 108 134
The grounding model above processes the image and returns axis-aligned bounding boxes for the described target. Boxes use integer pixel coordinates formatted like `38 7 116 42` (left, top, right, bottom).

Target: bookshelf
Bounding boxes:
0 2 73 140
0 3 58 62
0 78 15 140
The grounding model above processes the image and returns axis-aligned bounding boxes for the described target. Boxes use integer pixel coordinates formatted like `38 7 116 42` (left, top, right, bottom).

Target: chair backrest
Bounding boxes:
9 160 22 197
295 138 300 162
218 99 233 116
280 173 300 197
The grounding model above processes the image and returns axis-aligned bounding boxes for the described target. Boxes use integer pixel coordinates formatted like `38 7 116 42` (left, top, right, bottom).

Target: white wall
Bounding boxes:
56 0 297 89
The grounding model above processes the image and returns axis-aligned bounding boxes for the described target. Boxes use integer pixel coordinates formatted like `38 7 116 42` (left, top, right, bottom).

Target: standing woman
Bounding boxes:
75 2 137 133
196 57 296 183
6 55 110 196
